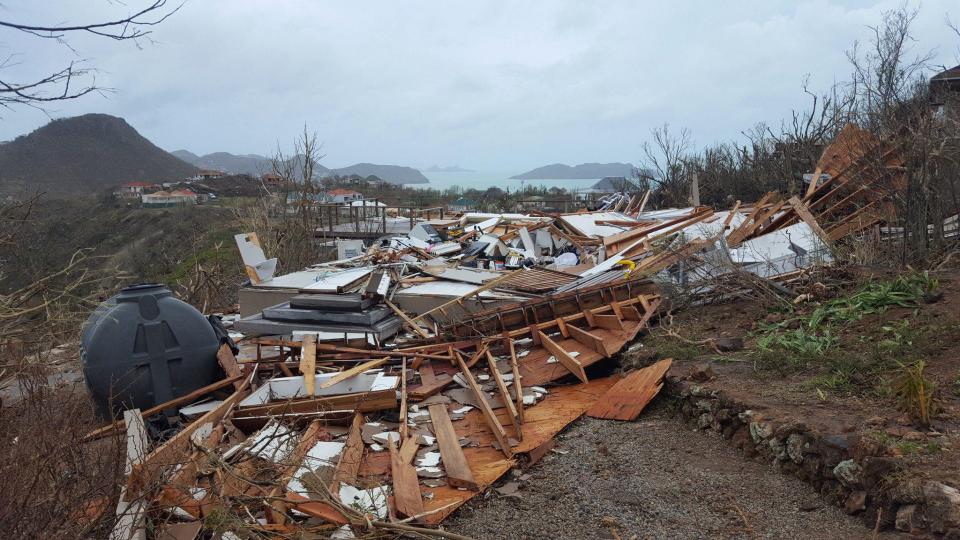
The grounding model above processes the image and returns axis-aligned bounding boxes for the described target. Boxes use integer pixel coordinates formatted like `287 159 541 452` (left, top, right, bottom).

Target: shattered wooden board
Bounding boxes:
518 324 647 386
586 359 672 421
354 376 619 524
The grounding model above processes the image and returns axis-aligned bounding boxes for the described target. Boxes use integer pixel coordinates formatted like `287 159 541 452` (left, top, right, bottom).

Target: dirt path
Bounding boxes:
447 401 886 539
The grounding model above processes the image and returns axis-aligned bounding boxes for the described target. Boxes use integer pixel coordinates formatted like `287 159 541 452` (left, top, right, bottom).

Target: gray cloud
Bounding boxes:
0 0 957 171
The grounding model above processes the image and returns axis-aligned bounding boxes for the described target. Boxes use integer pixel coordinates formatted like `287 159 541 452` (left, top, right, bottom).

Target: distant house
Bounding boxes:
115 181 158 199
448 197 477 212
325 188 363 203
261 173 284 186
142 189 198 208
931 64 960 114
195 169 225 180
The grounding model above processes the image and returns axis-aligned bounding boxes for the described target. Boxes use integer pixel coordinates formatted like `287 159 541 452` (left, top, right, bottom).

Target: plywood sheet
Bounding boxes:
586 359 672 421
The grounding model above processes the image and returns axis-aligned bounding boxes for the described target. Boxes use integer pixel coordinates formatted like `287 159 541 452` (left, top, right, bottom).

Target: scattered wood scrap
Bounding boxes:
586 358 673 421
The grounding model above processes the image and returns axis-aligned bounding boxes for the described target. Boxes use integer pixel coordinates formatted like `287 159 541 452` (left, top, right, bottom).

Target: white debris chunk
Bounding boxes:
339 485 390 520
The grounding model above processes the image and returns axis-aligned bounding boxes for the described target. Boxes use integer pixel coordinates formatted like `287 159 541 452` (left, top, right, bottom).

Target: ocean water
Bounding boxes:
410 171 601 192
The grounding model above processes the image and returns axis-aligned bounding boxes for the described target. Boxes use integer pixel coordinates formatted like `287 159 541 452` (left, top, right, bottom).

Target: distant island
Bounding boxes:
325 163 429 184
510 162 635 180
423 165 475 173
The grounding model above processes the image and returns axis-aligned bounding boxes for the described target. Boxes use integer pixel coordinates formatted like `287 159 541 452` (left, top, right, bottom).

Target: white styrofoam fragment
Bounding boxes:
287 440 345 494
453 373 470 388
247 422 297 463
452 405 474 414
546 355 557 364
339 485 389 520
416 451 442 468
372 431 401 445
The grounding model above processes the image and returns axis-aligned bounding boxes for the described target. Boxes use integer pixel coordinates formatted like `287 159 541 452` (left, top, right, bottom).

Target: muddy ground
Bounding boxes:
447 400 885 539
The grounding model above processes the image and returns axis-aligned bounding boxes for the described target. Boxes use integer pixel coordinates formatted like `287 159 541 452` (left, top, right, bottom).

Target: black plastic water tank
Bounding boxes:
80 284 221 419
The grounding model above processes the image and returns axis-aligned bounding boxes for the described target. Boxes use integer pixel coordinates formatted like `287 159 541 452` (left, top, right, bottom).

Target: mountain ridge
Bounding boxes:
174 151 429 184
0 113 197 194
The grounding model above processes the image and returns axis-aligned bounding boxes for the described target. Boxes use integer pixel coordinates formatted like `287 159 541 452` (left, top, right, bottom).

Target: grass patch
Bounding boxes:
752 273 938 390
866 431 943 456
644 334 706 362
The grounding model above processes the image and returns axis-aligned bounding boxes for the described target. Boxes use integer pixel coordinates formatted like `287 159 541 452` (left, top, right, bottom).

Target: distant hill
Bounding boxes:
423 165 475 173
0 114 197 194
510 162 635 180
174 149 428 185
324 163 428 184
171 150 286 176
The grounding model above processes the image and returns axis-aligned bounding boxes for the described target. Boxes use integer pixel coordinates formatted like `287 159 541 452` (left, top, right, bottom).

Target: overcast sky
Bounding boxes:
1 1 958 171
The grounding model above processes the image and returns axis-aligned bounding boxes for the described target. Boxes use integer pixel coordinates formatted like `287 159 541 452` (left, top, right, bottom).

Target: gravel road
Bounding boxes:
446 400 884 539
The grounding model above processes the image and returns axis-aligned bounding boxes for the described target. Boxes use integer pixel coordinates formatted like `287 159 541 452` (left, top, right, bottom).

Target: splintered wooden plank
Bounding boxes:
399 435 419 464
507 338 524 423
486 351 521 440
389 437 424 518
300 335 316 396
787 196 832 245
318 357 388 390
464 344 488 369
582 309 596 329
609 301 624 320
428 403 478 490
409 362 453 400
216 344 243 389
537 331 588 384
333 412 364 486
455 351 512 458
384 298 431 339
111 409 148 540
586 359 672 421
566 324 607 357
591 313 624 331
399 358 409 441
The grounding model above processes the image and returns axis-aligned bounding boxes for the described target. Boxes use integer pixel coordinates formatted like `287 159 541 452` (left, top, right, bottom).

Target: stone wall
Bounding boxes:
668 376 960 536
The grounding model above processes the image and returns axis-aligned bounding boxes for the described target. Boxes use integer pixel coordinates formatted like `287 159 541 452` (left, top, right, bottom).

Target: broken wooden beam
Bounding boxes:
537 331 588 384
455 350 513 458
487 350 522 441
318 357 388 390
299 334 316 396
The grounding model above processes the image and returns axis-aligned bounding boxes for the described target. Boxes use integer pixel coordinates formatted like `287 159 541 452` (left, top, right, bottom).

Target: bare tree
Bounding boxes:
846 5 932 132
236 127 329 273
0 1 182 110
640 123 694 206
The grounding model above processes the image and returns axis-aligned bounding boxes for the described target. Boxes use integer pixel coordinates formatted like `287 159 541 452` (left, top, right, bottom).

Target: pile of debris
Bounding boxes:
88 124 921 538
